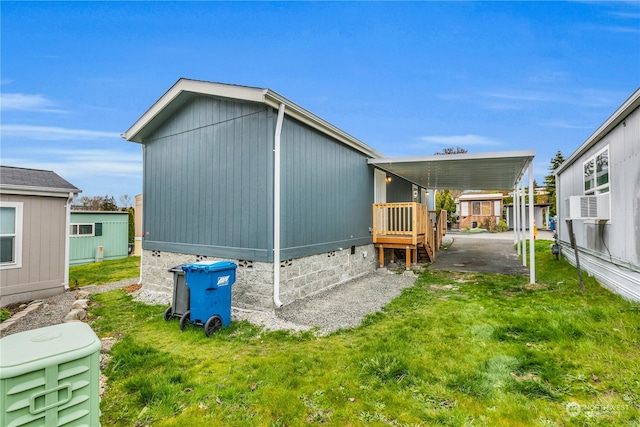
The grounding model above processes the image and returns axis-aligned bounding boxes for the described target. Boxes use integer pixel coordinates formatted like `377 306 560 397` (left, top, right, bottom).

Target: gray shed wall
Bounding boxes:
142 96 274 261
1 194 67 306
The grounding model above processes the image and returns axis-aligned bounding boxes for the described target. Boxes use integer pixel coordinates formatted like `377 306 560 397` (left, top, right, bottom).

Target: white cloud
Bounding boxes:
0 93 65 113
418 134 501 147
0 124 120 140
478 87 627 110
537 119 592 129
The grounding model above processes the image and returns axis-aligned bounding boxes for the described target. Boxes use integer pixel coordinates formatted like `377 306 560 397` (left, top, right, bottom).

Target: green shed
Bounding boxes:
69 211 129 266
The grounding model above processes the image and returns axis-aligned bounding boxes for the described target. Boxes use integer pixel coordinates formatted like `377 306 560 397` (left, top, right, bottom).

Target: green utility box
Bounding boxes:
0 322 102 427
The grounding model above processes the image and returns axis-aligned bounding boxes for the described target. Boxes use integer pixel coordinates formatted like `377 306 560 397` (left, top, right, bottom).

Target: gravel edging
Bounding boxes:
2 270 419 338
0 279 139 337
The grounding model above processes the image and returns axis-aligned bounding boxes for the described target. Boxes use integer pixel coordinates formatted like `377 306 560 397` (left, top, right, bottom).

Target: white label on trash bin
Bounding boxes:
217 275 230 286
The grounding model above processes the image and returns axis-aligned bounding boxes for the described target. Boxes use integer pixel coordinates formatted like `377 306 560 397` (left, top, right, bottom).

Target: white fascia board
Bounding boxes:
122 79 266 142
368 150 535 165
0 185 81 198
556 87 640 175
264 90 385 159
123 78 385 159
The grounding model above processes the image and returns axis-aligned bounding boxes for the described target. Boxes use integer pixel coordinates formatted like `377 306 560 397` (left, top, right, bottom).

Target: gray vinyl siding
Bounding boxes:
556 102 639 301
557 104 640 267
141 96 274 261
280 117 374 259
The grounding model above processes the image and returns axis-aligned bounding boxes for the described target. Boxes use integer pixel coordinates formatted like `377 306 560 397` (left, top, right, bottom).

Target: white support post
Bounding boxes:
520 179 527 266
528 162 536 284
513 187 520 253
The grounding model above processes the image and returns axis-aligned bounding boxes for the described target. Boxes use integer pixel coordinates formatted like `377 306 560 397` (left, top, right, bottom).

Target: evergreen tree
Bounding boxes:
435 190 457 225
544 151 565 216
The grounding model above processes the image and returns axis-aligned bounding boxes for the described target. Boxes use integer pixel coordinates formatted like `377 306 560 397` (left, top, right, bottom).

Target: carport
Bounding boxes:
368 150 538 283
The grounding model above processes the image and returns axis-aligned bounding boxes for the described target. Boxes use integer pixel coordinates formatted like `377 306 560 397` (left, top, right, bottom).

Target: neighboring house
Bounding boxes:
69 211 129 266
123 79 425 310
555 88 640 302
504 203 552 230
0 166 80 306
456 193 504 229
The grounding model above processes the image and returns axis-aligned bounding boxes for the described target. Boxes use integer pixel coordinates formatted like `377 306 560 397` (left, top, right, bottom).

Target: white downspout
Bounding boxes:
273 103 285 307
528 162 536 284
64 192 74 290
138 145 145 285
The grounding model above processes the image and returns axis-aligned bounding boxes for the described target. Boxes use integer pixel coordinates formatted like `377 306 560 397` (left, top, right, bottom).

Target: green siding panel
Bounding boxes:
69 213 129 266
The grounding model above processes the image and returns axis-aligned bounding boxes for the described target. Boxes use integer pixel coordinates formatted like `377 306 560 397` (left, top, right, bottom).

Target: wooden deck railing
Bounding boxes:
373 203 448 268
429 210 448 249
373 202 426 246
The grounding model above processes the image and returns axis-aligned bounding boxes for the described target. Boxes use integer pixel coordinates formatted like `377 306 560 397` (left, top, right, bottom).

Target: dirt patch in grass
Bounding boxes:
524 283 548 291
123 283 142 293
429 284 460 292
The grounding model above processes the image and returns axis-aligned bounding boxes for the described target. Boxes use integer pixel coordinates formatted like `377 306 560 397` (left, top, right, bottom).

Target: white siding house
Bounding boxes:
555 88 640 302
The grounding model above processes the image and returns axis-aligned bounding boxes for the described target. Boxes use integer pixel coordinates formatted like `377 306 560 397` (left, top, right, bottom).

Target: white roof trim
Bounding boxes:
368 150 535 191
123 78 384 158
556 87 640 175
0 184 80 198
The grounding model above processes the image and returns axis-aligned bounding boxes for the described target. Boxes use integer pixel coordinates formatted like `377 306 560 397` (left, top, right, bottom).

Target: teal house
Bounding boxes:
69 211 129 266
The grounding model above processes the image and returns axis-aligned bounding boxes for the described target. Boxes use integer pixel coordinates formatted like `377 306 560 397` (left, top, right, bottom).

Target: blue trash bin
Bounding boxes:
181 261 237 336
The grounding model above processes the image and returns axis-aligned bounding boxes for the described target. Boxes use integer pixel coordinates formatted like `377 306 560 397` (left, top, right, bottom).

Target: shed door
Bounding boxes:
374 169 387 203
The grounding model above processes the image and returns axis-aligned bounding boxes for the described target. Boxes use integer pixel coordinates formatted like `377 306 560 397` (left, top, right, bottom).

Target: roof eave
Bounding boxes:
123 79 385 159
556 87 640 175
0 184 81 198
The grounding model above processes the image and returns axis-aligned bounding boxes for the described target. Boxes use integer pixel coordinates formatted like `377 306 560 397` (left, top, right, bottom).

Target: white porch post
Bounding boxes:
520 179 527 266
528 162 536 284
514 186 520 253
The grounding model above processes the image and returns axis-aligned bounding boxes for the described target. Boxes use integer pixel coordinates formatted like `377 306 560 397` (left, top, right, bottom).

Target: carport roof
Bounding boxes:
368 150 535 191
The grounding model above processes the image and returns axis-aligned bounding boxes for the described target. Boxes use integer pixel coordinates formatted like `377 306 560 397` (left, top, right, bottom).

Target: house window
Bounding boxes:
584 146 609 195
71 223 95 236
0 202 23 269
472 201 493 216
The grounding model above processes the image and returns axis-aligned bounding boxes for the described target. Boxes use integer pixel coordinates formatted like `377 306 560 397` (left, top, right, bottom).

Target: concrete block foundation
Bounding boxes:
139 244 378 310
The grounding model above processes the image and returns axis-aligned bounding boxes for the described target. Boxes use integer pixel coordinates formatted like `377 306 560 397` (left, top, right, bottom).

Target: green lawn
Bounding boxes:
89 242 639 426
69 256 140 288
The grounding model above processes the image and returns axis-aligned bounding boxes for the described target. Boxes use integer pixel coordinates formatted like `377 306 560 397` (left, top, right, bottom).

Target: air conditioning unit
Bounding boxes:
565 194 610 220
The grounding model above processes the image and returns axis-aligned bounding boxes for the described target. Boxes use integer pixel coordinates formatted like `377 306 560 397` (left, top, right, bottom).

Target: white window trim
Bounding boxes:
583 145 610 196
70 223 95 237
471 201 496 217
0 201 23 270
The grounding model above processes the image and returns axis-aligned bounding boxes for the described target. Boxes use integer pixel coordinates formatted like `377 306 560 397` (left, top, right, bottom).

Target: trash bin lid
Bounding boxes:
182 260 237 273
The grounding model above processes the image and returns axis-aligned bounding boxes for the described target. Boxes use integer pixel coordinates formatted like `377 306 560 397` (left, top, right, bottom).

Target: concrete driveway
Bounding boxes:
429 230 553 276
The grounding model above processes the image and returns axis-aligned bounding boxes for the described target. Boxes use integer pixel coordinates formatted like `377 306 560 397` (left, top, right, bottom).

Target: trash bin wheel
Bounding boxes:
179 310 191 331
164 306 173 321
204 315 223 337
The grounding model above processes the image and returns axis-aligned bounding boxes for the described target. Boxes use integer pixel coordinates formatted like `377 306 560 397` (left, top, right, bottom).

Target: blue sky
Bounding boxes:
1 1 639 201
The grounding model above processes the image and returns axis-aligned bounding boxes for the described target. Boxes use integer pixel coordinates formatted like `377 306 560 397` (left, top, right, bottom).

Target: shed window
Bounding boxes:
71 223 95 236
0 202 23 268
472 201 493 216
584 146 609 195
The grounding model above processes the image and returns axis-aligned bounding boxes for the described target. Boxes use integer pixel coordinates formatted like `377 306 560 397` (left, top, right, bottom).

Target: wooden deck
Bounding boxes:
372 203 447 270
